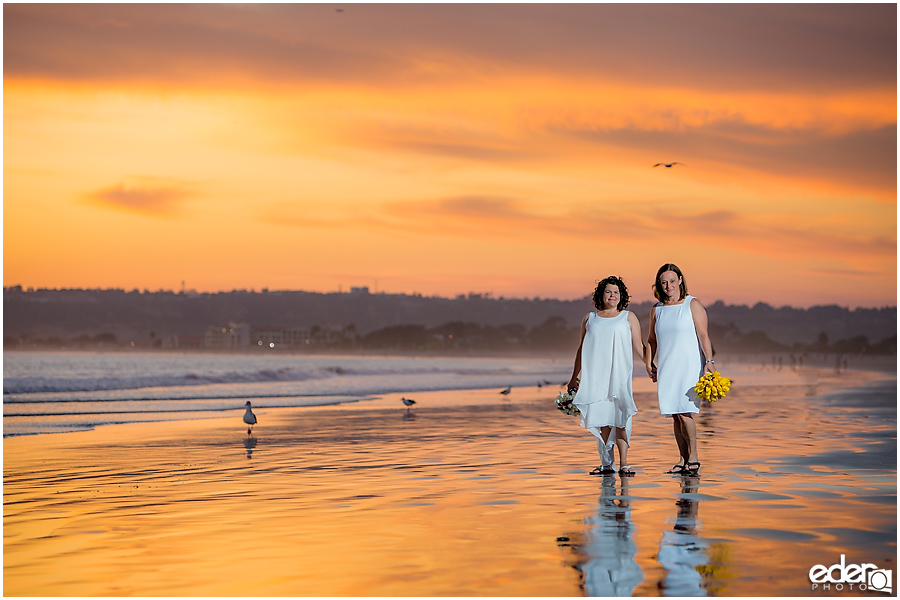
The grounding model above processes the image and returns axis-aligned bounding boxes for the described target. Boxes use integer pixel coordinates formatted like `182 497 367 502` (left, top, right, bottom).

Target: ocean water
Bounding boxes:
2 351 572 436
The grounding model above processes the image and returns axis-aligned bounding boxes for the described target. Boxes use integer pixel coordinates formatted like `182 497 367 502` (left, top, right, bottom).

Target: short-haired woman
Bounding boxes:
647 263 715 475
567 276 651 476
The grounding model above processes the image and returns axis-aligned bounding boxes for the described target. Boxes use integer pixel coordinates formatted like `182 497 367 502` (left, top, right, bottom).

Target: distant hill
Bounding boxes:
3 287 896 351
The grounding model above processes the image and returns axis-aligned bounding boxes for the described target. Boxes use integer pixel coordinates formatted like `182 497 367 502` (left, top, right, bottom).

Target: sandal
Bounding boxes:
685 461 701 474
665 463 686 474
618 466 635 476
590 466 616 475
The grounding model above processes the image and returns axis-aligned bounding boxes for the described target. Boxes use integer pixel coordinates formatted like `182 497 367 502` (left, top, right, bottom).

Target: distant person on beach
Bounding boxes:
647 264 716 475
567 276 650 476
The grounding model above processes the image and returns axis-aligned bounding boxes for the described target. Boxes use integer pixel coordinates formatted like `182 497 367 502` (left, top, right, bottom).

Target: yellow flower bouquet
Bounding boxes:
694 371 732 402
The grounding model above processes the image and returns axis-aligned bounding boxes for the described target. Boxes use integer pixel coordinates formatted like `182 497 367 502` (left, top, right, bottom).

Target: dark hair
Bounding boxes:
652 263 688 301
592 276 630 311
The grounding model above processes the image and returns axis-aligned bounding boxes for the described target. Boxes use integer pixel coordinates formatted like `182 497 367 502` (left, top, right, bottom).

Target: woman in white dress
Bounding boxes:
567 276 651 476
647 264 716 475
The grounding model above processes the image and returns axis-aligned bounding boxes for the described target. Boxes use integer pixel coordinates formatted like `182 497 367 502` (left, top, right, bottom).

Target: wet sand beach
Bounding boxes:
4 365 896 596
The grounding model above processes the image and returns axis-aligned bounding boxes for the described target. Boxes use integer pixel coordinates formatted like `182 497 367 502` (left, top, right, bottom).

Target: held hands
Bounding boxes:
646 362 712 382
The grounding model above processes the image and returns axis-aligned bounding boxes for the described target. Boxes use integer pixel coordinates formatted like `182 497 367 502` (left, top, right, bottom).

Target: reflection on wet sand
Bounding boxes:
4 368 895 596
564 474 735 597
243 435 257 459
582 475 644 596
658 474 709 596
556 475 643 596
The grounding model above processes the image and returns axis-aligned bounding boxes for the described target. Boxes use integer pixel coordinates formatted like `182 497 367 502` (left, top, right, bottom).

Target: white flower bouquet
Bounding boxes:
555 390 580 416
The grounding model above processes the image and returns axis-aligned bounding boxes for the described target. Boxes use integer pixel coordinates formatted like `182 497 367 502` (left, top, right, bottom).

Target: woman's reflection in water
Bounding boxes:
657 474 709 596
580 475 644 596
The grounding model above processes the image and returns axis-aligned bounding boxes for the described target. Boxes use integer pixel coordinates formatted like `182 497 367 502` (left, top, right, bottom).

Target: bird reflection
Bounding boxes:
243 436 257 459
657 475 709 596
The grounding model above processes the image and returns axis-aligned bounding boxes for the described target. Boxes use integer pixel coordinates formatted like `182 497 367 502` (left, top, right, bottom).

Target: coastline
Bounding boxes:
5 347 896 372
4 355 893 439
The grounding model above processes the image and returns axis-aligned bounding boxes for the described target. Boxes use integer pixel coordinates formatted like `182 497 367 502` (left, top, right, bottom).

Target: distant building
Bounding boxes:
350 286 370 295
252 326 311 348
204 321 251 349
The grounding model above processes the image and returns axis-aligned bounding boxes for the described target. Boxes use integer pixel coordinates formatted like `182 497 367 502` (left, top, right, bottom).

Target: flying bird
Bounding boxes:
401 397 416 410
653 162 683 168
243 401 257 435
500 386 511 395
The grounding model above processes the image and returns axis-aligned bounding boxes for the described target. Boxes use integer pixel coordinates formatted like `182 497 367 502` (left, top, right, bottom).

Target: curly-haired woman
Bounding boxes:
646 263 716 475
567 276 651 476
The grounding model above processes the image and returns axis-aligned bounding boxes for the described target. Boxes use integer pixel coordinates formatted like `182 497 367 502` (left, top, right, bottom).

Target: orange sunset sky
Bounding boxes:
3 4 896 308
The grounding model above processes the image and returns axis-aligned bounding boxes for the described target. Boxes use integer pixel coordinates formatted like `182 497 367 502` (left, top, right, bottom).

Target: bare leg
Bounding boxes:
672 416 689 464
678 414 698 463
600 426 611 445
589 427 616 474
615 427 629 467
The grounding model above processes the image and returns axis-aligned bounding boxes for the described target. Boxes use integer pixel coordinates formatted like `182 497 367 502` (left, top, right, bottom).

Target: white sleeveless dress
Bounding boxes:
654 295 703 415
572 311 638 446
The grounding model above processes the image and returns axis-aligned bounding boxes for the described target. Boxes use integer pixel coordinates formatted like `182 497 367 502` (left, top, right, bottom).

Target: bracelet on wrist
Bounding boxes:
706 360 715 363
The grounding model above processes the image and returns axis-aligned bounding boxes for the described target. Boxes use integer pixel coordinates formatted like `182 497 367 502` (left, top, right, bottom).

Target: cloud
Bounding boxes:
7 4 893 195
259 195 894 267
85 178 193 215
803 267 888 278
5 4 894 306
4 4 895 92
3 4 404 87
389 198 892 267
553 118 896 195
432 196 523 218
386 140 536 164
245 77 893 192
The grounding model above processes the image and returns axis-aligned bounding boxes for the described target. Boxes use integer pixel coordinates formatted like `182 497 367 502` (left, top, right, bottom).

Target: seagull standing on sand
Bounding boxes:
653 162 683 168
243 401 257 435
500 385 511 395
401 397 416 411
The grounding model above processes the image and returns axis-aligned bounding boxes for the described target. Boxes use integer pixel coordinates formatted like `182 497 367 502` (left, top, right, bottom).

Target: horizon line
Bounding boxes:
3 285 896 311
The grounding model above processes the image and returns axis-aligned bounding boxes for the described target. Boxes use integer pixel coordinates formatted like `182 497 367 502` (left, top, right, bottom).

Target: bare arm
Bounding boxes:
627 312 652 377
567 314 589 391
690 298 716 374
647 306 658 382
